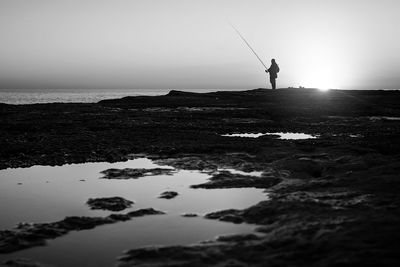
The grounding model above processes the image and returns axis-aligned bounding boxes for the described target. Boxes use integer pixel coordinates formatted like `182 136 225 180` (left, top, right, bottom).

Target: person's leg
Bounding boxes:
270 78 276 89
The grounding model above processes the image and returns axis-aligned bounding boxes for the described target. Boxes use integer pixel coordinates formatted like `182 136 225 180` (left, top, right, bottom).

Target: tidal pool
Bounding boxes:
368 116 400 121
0 158 267 267
222 132 317 140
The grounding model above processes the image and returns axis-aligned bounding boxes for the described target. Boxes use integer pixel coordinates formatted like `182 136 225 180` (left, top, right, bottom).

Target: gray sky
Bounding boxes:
1 0 399 90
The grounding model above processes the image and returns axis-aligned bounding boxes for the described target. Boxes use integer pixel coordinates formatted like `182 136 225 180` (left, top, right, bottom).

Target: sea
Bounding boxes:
0 88 243 105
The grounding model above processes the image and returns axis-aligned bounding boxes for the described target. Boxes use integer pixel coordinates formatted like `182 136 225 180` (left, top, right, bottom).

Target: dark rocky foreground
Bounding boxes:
1 88 400 266
0 208 164 253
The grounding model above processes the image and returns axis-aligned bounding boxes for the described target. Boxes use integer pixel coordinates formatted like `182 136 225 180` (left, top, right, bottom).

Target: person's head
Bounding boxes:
271 58 276 64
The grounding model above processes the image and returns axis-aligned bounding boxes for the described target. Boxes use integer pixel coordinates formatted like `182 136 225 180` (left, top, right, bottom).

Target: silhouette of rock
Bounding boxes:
0 258 54 267
0 208 165 253
86 197 134 211
127 208 165 217
154 157 219 172
158 191 178 199
181 213 198 217
101 168 174 179
205 209 243 224
191 170 281 189
276 158 323 178
216 233 262 242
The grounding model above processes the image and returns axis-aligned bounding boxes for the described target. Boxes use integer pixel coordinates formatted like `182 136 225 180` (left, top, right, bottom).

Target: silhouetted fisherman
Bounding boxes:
265 59 280 89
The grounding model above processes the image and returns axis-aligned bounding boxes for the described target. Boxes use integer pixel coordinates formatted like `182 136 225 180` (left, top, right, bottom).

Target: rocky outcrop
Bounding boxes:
86 197 134 211
158 191 178 199
191 170 281 189
100 168 175 179
0 208 164 253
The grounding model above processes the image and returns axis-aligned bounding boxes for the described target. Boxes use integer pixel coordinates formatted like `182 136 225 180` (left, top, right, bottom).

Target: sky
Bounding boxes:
0 0 399 90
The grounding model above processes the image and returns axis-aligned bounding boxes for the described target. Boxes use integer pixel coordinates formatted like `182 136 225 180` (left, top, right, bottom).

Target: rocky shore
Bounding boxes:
1 88 400 266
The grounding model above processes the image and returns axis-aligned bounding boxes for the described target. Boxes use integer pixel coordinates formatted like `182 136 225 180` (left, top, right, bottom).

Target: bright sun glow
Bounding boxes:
318 87 330 92
301 63 337 90
296 38 342 91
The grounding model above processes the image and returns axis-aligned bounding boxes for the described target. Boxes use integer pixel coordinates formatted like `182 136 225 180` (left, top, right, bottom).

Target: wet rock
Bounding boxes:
127 208 165 217
276 158 323 178
0 258 54 267
217 214 243 224
334 155 353 164
86 197 134 211
216 233 262 242
205 199 335 225
101 168 174 179
154 157 218 172
117 208 400 267
0 208 165 253
117 245 227 267
205 209 243 224
272 191 373 209
181 213 198 217
191 171 281 189
56 216 114 230
108 214 131 221
158 191 178 199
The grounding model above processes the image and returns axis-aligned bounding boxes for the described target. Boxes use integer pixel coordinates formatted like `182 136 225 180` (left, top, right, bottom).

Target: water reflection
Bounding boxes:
368 116 400 121
0 158 267 267
222 132 317 139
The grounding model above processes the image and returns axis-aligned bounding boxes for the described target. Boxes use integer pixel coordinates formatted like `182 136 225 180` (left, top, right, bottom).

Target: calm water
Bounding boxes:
0 88 243 104
0 158 266 267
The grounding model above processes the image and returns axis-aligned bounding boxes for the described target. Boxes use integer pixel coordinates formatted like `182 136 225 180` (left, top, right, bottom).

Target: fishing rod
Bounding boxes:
229 22 268 70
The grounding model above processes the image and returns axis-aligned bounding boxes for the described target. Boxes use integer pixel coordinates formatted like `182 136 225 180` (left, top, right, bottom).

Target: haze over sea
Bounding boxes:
0 88 242 105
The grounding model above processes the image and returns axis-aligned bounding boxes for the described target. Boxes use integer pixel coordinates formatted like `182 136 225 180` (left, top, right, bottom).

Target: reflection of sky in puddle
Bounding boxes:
218 168 263 177
330 134 363 138
222 132 317 140
349 134 363 138
0 158 266 267
369 116 400 121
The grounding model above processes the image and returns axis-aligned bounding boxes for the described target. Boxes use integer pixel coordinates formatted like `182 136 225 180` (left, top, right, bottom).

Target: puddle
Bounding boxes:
218 168 263 177
0 158 266 267
330 134 363 138
368 116 400 121
222 132 317 140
